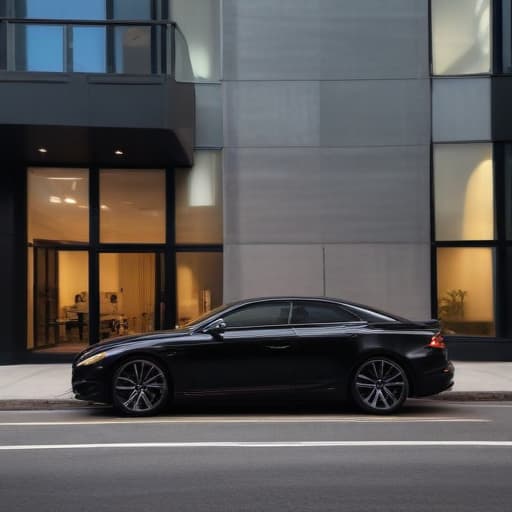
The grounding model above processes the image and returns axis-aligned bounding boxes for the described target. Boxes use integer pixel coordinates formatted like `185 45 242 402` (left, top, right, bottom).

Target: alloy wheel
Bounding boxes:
352 358 408 414
113 359 168 416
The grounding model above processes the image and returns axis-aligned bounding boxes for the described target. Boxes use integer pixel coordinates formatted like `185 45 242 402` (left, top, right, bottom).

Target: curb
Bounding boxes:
430 391 512 402
0 400 102 411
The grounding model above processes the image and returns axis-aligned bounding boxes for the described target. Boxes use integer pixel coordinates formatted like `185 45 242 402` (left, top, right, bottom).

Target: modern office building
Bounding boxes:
0 0 510 363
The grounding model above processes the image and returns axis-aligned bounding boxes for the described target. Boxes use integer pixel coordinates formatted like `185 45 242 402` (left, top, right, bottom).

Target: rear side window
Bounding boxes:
223 302 291 328
291 301 359 324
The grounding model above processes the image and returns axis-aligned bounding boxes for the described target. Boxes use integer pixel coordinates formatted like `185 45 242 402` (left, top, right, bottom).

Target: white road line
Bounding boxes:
0 417 489 427
0 441 510 451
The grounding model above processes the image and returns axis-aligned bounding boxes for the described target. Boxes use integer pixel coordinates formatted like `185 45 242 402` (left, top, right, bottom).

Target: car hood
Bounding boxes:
74 328 191 364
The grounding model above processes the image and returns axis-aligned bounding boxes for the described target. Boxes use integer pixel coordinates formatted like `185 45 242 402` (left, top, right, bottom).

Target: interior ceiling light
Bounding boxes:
47 177 83 181
64 197 77 204
37 147 48 153
49 196 62 204
100 204 110 210
114 149 124 156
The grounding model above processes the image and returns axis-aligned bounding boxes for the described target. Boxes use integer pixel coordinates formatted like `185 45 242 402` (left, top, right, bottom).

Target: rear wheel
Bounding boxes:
351 357 408 414
112 358 169 416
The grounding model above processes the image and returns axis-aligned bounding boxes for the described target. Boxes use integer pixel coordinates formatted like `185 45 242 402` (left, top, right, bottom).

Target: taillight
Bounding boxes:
428 332 446 349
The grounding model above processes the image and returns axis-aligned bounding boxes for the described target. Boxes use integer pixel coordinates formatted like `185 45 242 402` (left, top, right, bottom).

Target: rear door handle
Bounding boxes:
266 345 291 350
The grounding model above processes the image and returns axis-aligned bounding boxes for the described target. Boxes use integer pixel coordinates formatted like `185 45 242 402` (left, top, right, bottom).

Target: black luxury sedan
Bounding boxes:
72 297 454 416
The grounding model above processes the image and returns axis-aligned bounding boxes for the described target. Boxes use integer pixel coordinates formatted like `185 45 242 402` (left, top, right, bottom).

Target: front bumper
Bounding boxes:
72 364 110 403
414 360 455 397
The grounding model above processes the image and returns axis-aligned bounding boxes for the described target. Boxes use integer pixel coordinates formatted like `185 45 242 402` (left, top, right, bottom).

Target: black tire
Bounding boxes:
351 357 409 415
112 357 169 416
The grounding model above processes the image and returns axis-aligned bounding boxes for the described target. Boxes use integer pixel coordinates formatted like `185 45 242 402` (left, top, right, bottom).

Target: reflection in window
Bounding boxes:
434 143 494 241
223 302 291 328
113 0 153 20
171 0 221 81
431 0 491 75
177 252 222 326
100 169 166 243
291 301 358 324
15 25 64 72
114 26 152 74
28 168 89 243
72 26 106 73
175 151 223 244
16 0 106 19
437 248 495 336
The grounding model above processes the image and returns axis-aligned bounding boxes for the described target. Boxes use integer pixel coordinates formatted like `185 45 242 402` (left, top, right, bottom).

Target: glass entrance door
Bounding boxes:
99 252 164 339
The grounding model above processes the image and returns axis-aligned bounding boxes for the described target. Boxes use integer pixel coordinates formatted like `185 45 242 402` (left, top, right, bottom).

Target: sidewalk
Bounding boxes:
0 362 511 409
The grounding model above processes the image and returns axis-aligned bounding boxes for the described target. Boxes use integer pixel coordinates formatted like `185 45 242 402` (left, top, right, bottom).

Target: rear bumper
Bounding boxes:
413 361 455 397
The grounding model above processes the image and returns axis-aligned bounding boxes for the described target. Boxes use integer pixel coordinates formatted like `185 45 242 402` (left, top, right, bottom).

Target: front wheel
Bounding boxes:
351 357 408 414
112 358 169 416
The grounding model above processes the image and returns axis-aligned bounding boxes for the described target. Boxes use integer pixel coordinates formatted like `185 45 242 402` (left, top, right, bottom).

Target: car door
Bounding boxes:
172 300 297 397
288 300 366 391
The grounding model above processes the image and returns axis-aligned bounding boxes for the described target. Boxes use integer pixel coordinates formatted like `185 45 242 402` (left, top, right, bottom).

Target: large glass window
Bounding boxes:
15 24 64 72
28 168 89 243
176 252 222 327
437 248 496 336
114 26 152 74
72 26 106 73
175 151 223 245
100 169 166 243
171 0 221 82
16 0 106 19
434 143 494 241
431 0 491 75
99 253 156 338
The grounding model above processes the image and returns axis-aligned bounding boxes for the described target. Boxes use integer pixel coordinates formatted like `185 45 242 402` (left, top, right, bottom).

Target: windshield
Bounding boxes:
181 304 232 328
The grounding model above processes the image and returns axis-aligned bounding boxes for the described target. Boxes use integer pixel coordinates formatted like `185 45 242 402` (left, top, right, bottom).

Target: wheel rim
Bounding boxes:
114 360 167 413
355 359 406 411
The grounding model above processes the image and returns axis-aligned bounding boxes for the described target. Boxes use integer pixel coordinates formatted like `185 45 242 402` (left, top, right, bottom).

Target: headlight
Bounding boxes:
77 352 107 367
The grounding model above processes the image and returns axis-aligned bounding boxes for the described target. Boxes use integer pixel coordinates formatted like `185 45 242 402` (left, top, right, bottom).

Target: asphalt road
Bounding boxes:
1 400 511 512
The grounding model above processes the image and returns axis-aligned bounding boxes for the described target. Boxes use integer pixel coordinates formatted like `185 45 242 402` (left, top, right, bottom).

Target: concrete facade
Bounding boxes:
221 0 431 319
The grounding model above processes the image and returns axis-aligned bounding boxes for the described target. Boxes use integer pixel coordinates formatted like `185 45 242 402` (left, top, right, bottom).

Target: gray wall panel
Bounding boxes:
223 81 320 147
224 244 324 301
319 80 430 147
195 83 223 148
224 146 430 245
432 78 491 142
324 243 431 319
223 0 429 80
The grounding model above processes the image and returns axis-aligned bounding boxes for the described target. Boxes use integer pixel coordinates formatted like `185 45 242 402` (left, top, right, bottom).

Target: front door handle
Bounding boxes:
266 345 291 350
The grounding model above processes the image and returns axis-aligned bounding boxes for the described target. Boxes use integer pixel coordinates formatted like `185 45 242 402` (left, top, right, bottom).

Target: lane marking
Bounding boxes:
0 441 510 451
0 417 489 427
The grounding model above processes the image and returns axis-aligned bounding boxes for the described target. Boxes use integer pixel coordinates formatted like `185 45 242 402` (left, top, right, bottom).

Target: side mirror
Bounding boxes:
204 319 226 336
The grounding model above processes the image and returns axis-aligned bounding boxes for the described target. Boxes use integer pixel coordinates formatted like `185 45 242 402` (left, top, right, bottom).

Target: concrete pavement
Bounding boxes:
0 362 511 408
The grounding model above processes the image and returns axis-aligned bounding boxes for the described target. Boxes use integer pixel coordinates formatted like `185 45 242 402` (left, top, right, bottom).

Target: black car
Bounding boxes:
72 297 454 416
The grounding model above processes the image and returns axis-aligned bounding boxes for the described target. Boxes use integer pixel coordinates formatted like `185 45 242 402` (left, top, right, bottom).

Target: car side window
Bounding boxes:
223 302 291 328
291 301 359 324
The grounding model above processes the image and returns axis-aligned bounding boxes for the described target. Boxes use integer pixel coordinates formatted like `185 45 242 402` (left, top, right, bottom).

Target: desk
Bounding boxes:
100 314 128 339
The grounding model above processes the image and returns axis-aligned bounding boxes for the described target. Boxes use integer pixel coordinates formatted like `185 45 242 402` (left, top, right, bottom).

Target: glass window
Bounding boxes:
28 168 89 243
100 169 165 243
503 144 512 239
431 0 491 75
176 252 223 326
114 26 152 74
175 151 223 245
15 25 64 72
437 248 495 336
171 0 221 81
434 144 494 241
16 0 106 19
223 302 291 329
72 26 106 73
113 0 153 20
291 301 359 325
99 253 156 338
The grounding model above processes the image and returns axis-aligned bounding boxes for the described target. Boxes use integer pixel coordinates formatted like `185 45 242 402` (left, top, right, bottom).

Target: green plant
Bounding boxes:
438 289 467 320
